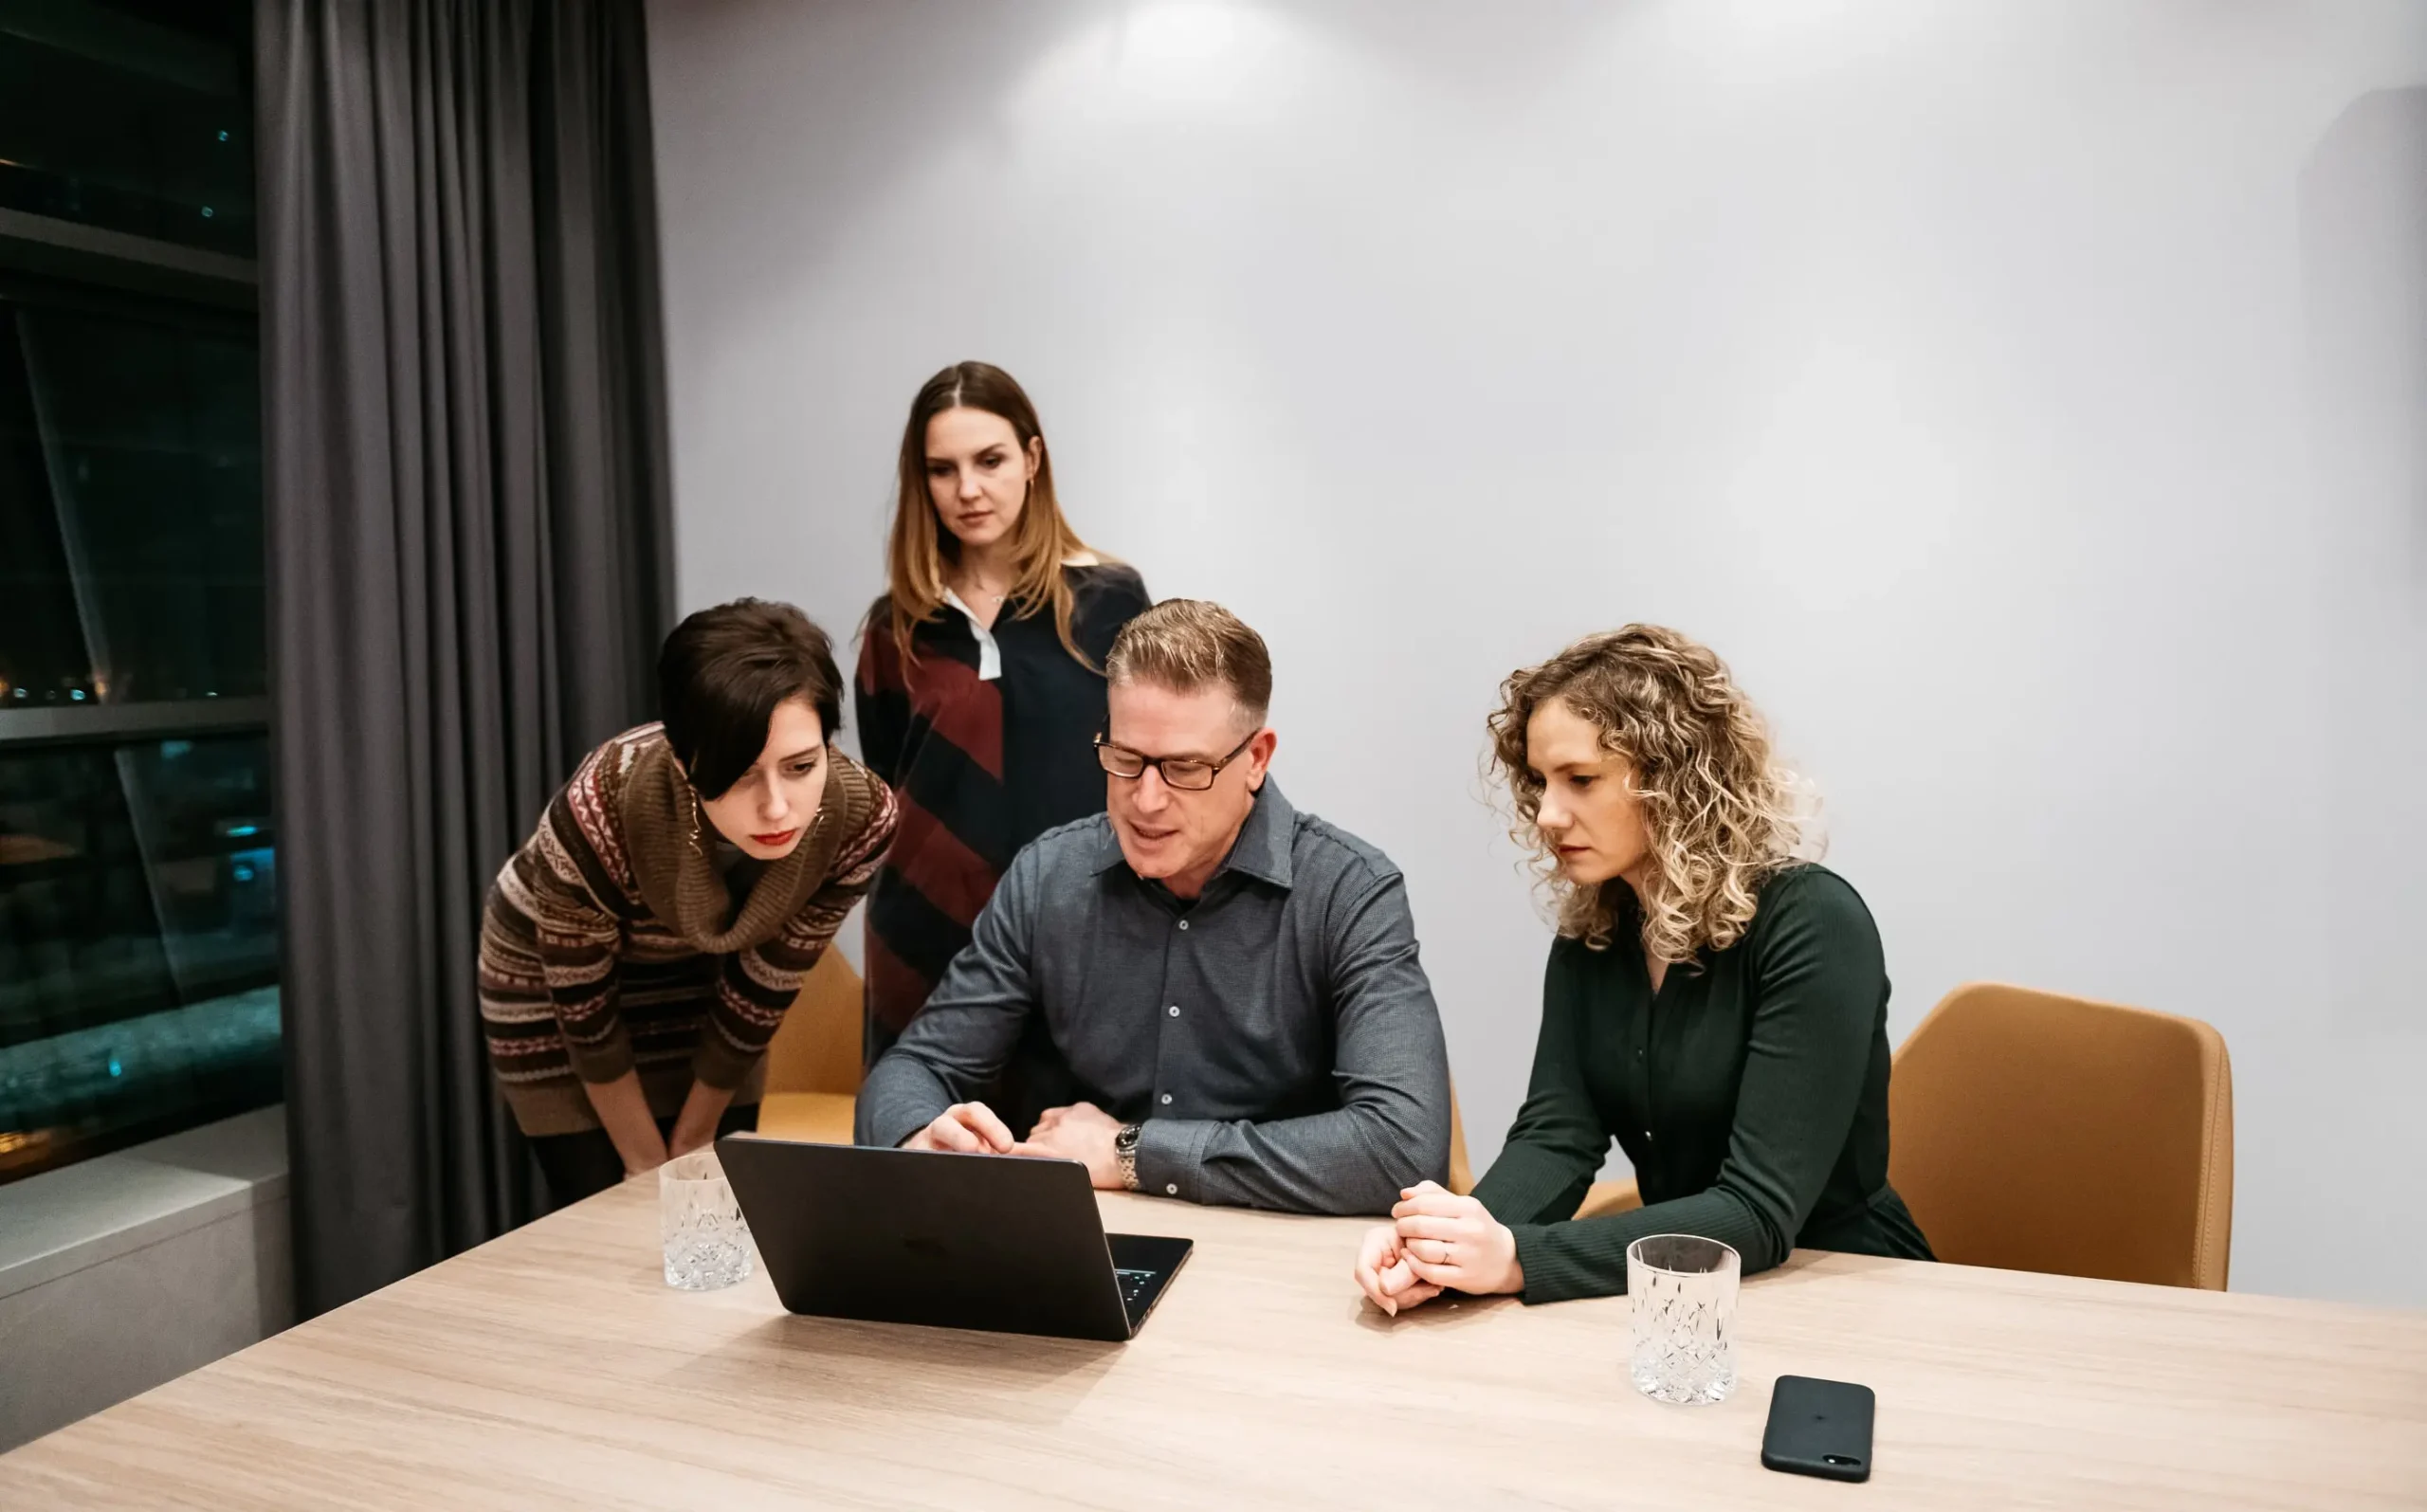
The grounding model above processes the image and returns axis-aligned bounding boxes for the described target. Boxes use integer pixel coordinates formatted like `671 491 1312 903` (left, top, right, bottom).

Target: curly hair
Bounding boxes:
1486 626 1819 963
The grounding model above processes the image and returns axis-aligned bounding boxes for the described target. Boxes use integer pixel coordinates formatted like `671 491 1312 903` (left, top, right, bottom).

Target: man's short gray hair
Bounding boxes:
1104 599 1272 725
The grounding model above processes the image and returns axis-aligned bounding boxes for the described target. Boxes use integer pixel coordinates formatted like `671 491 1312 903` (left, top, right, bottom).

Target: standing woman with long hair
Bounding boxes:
856 362 1150 1061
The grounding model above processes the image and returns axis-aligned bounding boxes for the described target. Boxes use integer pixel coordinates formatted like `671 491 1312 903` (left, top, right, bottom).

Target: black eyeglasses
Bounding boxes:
1093 730 1257 792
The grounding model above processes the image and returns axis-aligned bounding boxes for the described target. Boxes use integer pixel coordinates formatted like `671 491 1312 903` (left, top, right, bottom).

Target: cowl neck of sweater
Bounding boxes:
622 736 860 955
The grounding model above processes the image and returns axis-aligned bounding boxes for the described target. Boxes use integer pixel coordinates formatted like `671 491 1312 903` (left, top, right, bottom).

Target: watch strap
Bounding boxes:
1116 1121 1142 1191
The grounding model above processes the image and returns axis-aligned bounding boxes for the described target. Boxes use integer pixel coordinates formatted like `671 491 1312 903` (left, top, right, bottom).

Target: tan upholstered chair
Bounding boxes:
1448 1086 1642 1217
1448 1089 1474 1194
755 950 865 1144
1575 1176 1642 1219
1889 981 2235 1290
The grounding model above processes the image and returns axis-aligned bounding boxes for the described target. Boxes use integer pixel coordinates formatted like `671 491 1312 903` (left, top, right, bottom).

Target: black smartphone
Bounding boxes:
1761 1375 1876 1483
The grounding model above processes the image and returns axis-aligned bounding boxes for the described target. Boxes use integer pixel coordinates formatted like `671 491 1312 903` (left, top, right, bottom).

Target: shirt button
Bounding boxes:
1177 920 1190 931
1165 1183 1178 1195
1168 1005 1180 1018
1159 1093 1173 1106
1643 1129 1654 1142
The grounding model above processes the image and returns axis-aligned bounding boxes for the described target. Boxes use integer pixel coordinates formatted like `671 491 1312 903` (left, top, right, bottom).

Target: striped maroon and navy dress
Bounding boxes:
853 562 1150 1056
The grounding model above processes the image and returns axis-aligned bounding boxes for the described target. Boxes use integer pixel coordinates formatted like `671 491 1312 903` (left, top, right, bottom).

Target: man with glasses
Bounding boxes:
855 599 1451 1215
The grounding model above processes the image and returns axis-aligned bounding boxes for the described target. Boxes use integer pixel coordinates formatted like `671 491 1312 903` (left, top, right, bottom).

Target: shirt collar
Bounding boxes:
1091 779 1298 892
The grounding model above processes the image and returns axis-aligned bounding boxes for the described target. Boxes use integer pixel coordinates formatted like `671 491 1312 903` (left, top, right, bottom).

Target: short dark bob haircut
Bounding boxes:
658 598 843 799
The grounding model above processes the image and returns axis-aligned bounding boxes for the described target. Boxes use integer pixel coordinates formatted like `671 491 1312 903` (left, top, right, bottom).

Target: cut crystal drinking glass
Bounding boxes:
1627 1234 1741 1404
659 1150 753 1291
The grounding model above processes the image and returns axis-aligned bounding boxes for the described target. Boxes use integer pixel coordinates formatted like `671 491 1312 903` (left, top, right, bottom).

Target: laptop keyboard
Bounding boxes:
1115 1267 1159 1308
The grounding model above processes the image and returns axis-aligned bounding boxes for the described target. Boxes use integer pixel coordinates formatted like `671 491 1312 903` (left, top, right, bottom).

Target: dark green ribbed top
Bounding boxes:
1471 865 1932 1304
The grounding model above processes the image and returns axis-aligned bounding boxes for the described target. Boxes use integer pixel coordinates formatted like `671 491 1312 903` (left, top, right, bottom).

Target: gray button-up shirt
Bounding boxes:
855 781 1451 1215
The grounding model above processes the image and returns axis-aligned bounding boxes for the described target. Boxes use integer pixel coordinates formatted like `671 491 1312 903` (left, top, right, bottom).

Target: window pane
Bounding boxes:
0 732 280 1181
0 281 265 706
0 0 255 256
0 0 269 1186
0 304 88 706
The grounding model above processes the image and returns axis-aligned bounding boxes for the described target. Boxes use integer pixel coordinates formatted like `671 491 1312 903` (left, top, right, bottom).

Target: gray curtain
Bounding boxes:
257 0 674 1315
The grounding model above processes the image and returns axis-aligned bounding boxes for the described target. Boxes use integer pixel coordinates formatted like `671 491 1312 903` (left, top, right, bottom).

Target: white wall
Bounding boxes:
647 0 2427 1306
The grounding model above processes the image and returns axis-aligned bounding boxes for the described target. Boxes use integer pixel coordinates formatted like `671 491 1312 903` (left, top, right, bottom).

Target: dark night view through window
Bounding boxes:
0 0 278 1183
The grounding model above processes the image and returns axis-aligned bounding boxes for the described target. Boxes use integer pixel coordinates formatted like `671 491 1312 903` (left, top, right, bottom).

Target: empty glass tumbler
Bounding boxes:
659 1149 754 1291
1627 1234 1741 1404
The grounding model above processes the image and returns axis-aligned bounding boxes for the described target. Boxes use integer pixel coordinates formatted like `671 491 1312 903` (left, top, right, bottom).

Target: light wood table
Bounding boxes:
4 1181 2423 1509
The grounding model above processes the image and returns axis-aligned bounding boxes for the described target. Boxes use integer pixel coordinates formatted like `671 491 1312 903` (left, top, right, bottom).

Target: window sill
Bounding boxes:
0 1105 286 1303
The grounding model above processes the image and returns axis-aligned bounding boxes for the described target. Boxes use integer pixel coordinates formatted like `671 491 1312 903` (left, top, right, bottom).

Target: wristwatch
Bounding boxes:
1115 1121 1142 1191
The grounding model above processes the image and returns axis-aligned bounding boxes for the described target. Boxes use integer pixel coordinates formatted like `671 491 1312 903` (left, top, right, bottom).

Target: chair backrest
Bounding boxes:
761 949 865 1098
1889 981 2234 1289
1448 1087 1473 1195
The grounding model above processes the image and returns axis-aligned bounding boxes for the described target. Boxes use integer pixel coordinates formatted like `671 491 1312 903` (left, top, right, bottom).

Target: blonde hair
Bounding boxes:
1104 599 1272 725
1486 625 1818 963
878 362 1101 666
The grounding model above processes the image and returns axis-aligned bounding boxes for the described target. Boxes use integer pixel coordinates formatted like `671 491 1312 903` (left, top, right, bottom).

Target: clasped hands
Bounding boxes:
1353 1180 1524 1316
903 1099 1125 1189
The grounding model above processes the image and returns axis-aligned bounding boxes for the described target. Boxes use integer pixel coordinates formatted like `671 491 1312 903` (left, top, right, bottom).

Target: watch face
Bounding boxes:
1116 1122 1141 1153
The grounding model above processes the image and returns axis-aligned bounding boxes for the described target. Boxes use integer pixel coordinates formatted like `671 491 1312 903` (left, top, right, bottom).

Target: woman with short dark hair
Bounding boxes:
480 598 897 1208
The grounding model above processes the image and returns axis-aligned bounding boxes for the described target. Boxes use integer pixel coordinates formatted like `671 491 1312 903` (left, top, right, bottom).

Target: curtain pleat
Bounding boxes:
258 0 675 1316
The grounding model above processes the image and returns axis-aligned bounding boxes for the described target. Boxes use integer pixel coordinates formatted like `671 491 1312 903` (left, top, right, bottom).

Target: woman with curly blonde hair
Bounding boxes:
1354 626 1931 1313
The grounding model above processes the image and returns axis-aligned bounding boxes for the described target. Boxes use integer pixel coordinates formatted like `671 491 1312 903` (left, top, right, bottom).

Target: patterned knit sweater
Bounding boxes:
479 723 896 1138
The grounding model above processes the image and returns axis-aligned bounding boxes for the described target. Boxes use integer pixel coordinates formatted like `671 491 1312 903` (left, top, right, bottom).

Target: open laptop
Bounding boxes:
715 1135 1193 1343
